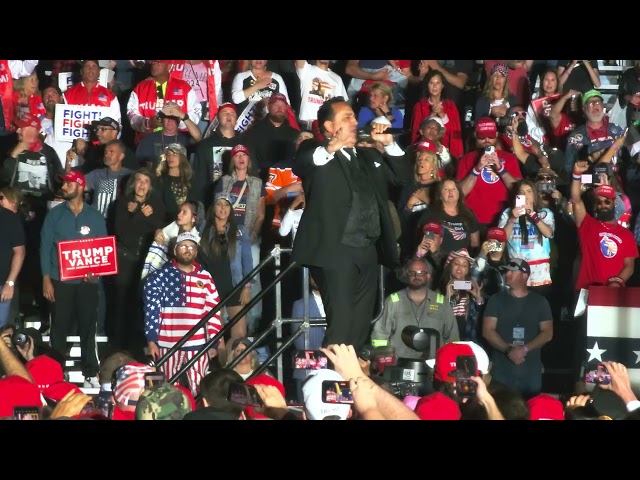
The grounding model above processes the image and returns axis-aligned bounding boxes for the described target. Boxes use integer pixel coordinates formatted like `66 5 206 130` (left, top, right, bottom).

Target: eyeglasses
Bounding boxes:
585 100 603 107
407 270 429 277
176 244 197 251
511 111 527 118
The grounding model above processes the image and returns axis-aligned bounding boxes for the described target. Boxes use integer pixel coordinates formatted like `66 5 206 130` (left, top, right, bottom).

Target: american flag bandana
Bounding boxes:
113 363 156 406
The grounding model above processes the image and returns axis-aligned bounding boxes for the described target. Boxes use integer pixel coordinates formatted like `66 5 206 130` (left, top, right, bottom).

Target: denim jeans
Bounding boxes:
229 225 262 334
0 300 10 329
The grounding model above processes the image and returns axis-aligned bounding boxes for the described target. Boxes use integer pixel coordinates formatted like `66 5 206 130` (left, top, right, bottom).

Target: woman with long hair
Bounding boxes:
438 249 484 343
197 193 249 365
155 143 195 222
411 70 463 158
474 63 518 123
113 168 166 355
141 200 201 281
417 178 480 257
398 147 441 260
497 179 555 296
12 72 46 126
215 144 266 335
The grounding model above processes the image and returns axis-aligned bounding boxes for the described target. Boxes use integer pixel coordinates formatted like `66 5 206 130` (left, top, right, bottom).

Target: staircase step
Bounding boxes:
42 336 110 343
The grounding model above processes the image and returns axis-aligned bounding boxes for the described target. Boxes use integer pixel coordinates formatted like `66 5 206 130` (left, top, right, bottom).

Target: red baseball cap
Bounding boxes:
475 117 498 139
0 375 43 418
268 93 288 105
43 381 83 402
423 222 443 236
430 342 479 383
415 392 461 420
59 169 86 187
487 227 507 242
25 355 64 390
416 140 437 153
593 185 616 200
218 102 237 114
528 393 565 420
15 113 41 131
231 144 249 157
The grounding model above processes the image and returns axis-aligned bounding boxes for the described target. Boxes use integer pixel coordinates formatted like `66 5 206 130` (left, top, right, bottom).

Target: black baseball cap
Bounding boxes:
499 258 531 275
95 117 120 131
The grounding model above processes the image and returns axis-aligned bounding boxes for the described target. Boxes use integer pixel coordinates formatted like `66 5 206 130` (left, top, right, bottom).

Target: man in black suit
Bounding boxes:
292 97 411 350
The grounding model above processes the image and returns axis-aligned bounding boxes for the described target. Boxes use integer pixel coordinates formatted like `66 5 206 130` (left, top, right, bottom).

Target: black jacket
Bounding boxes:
292 140 412 269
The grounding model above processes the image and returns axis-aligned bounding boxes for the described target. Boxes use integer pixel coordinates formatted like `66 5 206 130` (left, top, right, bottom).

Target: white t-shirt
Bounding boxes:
296 61 348 122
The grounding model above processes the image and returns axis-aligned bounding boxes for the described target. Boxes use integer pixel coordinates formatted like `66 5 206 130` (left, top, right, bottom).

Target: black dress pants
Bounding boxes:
309 244 378 351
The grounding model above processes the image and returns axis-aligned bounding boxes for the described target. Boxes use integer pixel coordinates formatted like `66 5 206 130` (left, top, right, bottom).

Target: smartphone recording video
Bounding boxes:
455 355 478 398
293 350 328 370
13 406 41 420
226 381 263 407
322 380 354 404
453 280 472 291
515 194 525 208
584 364 612 385
581 174 593 185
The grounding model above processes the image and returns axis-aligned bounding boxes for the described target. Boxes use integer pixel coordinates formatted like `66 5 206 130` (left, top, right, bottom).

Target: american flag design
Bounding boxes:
113 363 155 406
98 94 108 102
94 178 120 217
173 89 183 96
443 223 467 241
144 259 222 349
158 347 210 398
585 287 640 389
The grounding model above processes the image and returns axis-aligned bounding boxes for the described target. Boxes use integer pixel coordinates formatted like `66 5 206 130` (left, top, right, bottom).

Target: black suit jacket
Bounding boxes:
292 140 411 269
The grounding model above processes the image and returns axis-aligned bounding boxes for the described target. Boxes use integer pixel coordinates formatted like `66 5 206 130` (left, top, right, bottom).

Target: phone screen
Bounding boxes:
585 364 612 385
453 280 472 291
144 372 166 389
322 380 354 404
293 350 328 370
13 406 41 420
227 381 263 407
581 174 593 184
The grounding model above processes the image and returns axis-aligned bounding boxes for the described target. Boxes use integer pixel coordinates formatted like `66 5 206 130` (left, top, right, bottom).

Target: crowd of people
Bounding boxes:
0 59 639 420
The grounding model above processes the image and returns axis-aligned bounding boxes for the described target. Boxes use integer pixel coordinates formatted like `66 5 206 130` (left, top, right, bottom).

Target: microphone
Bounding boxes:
360 124 407 136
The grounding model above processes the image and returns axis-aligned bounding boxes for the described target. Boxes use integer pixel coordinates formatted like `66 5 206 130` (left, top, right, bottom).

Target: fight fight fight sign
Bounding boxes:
54 103 110 142
57 236 118 281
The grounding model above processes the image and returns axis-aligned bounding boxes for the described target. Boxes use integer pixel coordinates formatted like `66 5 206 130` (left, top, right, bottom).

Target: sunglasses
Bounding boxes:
511 111 527 118
505 262 525 272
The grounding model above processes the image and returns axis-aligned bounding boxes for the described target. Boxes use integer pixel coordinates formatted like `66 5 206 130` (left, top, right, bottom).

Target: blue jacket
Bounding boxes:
40 202 108 283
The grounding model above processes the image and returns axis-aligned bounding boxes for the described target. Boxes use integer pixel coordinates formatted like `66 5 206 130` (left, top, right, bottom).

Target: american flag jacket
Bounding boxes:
144 259 222 350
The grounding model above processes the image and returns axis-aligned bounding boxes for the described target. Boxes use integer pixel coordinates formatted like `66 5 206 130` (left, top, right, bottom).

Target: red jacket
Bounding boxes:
411 98 464 159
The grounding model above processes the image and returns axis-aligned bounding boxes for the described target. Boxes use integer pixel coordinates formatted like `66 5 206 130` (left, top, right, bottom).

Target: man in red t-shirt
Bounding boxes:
456 117 522 238
571 162 638 291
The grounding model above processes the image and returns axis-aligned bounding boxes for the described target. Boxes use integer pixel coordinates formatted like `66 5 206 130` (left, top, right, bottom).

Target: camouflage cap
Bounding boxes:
135 383 192 420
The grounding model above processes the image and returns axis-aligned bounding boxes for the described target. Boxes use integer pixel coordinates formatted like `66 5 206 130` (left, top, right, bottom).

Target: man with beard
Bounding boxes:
471 227 510 300
564 90 625 175
500 105 567 184
40 85 74 170
571 161 638 290
371 256 458 361
143 231 222 397
571 160 638 385
39 169 107 388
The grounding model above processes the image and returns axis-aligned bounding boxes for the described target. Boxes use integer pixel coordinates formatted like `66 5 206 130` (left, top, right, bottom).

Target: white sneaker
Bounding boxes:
83 376 100 388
